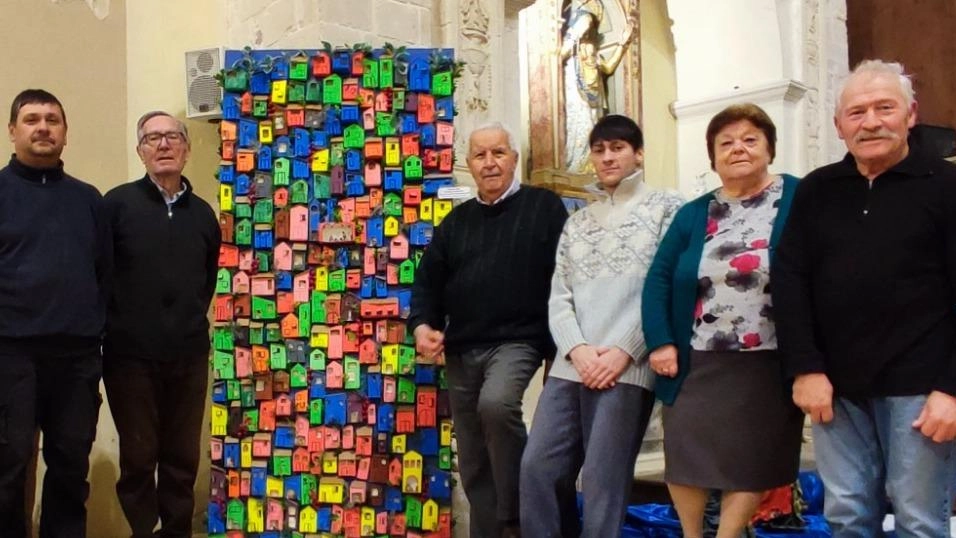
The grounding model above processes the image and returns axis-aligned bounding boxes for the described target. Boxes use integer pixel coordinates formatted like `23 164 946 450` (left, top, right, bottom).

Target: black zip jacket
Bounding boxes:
103 175 220 361
0 156 111 357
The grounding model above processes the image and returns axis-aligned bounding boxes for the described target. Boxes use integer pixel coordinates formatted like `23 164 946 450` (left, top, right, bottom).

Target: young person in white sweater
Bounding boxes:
520 115 684 537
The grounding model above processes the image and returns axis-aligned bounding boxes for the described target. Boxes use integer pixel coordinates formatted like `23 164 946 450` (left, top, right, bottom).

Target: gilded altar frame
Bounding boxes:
525 0 642 194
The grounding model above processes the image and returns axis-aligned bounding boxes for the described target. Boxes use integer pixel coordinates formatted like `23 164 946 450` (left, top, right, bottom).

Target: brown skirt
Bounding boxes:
662 349 804 491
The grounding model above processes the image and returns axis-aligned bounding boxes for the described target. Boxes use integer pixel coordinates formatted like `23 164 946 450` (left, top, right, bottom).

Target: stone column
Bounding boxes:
438 0 533 191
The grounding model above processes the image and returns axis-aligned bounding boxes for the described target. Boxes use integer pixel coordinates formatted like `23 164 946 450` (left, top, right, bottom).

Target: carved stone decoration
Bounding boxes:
461 0 491 43
460 49 491 113
454 0 494 167
803 0 823 171
824 0 850 163
801 0 850 170
459 0 492 115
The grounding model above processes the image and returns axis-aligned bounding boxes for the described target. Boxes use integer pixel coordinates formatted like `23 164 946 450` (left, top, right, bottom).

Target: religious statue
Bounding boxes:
561 0 635 173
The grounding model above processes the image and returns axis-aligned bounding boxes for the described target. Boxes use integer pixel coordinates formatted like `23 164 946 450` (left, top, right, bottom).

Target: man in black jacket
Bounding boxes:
0 89 110 537
774 60 956 537
409 122 568 538
103 111 220 538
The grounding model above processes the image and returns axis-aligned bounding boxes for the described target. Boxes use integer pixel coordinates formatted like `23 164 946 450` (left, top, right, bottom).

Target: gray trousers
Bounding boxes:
445 343 542 538
520 377 655 538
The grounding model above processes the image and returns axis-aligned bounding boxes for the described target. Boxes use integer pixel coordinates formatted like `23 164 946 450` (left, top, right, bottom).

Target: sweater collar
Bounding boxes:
476 182 525 213
7 154 66 183
586 169 645 203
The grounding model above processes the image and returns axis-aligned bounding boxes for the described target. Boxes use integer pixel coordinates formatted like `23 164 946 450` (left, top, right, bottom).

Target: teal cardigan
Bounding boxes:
641 175 799 405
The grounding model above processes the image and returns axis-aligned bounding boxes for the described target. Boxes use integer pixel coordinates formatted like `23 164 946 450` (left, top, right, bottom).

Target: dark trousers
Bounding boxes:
521 378 655 538
0 352 102 538
103 354 208 538
445 343 542 538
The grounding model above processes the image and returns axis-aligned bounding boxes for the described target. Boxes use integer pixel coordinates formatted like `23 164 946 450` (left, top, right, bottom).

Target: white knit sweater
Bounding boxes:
548 171 684 388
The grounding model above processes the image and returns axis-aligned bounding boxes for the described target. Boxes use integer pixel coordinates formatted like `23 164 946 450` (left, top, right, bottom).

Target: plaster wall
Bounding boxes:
668 0 849 194
0 1 127 535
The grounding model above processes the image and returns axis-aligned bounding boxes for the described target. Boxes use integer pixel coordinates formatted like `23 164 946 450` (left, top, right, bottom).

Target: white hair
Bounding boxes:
469 121 518 153
835 59 915 115
136 110 190 144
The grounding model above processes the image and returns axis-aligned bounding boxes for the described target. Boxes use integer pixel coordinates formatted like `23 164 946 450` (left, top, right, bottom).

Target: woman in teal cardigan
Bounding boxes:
641 103 804 538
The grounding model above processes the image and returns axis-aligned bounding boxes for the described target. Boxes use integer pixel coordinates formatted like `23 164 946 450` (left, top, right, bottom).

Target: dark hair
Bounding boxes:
588 114 644 151
705 103 776 170
9 89 66 126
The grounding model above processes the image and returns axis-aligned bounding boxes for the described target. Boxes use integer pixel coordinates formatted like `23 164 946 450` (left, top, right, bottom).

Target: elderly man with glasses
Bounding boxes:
102 111 220 538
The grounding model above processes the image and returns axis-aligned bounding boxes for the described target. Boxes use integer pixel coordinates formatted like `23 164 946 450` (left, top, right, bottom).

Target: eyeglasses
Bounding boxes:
139 131 186 147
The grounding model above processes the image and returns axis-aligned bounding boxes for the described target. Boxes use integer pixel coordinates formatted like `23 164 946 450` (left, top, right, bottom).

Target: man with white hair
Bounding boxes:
103 111 220 538
774 60 956 536
409 122 568 537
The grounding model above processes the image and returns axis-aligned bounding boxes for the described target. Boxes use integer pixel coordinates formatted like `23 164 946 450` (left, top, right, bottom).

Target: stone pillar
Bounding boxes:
437 0 533 191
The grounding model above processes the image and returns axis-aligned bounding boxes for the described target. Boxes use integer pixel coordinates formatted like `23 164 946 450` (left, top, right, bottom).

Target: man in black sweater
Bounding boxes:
0 89 110 537
410 122 568 538
773 60 956 537
103 111 220 538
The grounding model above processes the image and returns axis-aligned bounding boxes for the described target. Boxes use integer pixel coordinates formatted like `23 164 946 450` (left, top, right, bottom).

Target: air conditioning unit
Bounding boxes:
185 48 223 119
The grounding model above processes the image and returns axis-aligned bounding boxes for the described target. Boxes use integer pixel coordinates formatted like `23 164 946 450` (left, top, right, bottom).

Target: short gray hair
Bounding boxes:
469 121 518 153
136 110 190 144
835 59 915 115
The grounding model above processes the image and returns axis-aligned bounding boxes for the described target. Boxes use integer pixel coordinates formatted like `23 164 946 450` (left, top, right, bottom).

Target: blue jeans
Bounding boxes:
813 395 956 538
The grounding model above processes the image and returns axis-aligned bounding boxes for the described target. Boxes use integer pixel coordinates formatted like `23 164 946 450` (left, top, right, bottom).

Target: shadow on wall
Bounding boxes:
30 455 129 538
87 457 130 537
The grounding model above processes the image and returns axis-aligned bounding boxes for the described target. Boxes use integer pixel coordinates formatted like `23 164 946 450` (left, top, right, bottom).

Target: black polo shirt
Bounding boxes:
773 147 956 398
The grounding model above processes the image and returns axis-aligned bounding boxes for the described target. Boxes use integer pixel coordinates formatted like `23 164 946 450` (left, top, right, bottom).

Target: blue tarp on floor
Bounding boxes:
619 472 831 537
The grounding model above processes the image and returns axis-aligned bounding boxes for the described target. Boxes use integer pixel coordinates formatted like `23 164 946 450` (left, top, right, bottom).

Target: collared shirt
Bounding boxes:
149 175 187 217
476 176 521 205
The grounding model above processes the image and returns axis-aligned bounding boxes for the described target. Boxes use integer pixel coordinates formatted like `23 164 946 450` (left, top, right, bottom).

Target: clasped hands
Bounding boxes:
569 344 632 390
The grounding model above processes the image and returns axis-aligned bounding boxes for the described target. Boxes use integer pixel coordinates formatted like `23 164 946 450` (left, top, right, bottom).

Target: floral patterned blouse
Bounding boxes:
690 176 783 352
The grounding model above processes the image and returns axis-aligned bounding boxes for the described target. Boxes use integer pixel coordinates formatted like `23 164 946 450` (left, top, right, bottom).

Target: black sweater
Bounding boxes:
773 149 956 397
103 175 221 361
0 156 110 357
409 186 568 357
